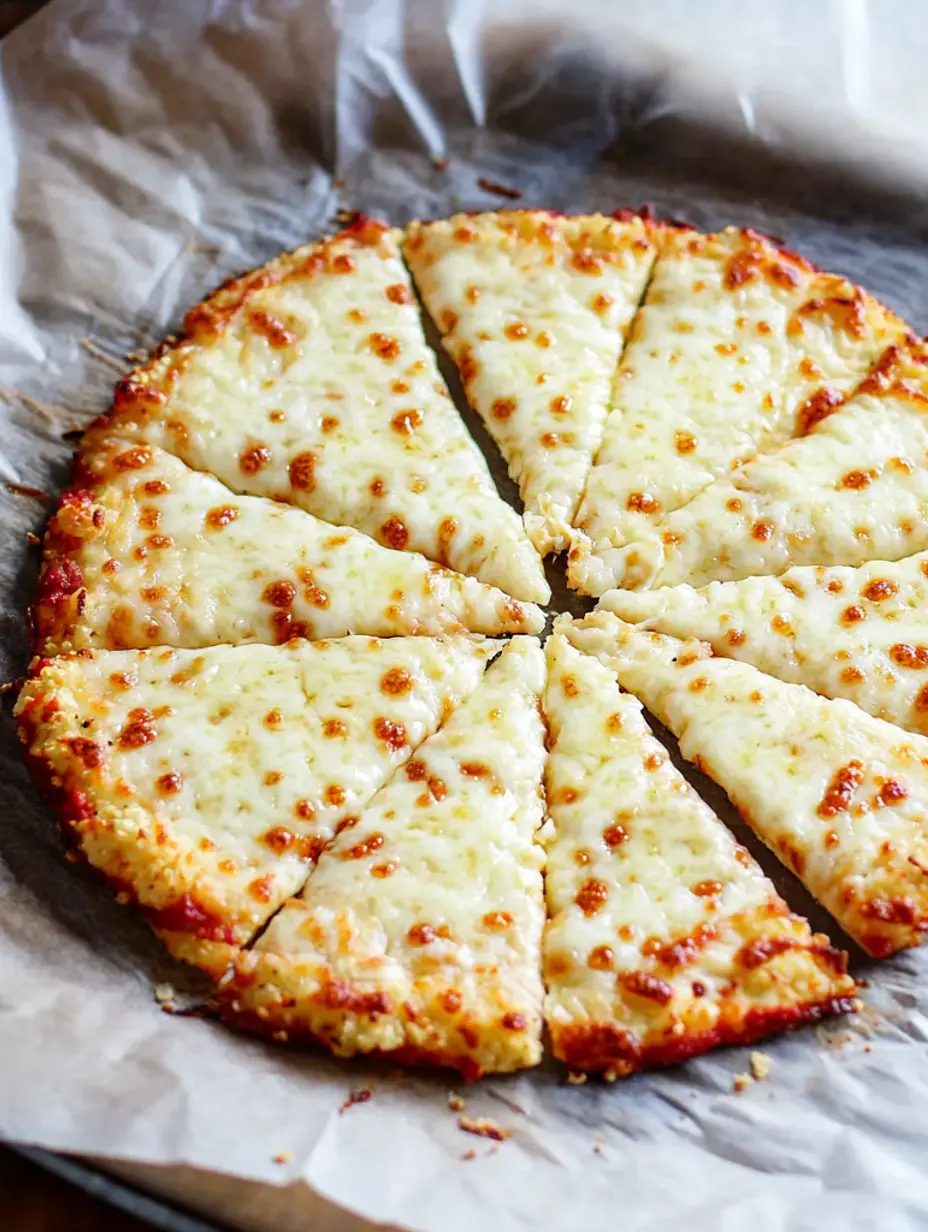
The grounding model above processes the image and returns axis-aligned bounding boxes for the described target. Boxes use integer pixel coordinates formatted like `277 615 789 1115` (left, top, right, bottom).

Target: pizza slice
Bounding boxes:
569 229 912 596
565 611 928 958
404 211 657 555
601 551 928 735
31 432 544 654
570 342 928 594
219 637 547 1077
543 634 854 1077
91 217 549 604
16 635 496 974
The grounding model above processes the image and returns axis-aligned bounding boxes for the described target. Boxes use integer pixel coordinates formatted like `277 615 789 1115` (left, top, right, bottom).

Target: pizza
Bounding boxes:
565 611 928 958
15 636 496 974
90 216 549 605
21 210 928 1081
600 551 928 735
405 211 657 555
543 633 854 1076
31 431 544 654
219 637 547 1077
571 342 928 595
568 228 911 595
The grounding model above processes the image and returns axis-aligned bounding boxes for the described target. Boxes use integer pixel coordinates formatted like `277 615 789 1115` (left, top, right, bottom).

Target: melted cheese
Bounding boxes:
601 552 928 735
96 219 548 604
405 212 656 554
33 434 543 653
565 611 928 958
573 343 928 594
222 638 547 1077
543 635 853 1076
15 636 496 973
569 230 911 596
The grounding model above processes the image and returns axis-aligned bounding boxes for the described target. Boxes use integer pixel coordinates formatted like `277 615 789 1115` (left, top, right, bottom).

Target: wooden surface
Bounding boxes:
0 1146 151 1232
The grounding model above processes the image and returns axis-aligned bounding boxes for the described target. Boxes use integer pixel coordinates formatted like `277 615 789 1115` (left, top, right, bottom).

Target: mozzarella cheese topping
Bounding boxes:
405 212 657 554
543 634 853 1075
601 551 928 735
222 638 547 1077
97 219 549 603
570 228 909 593
15 636 496 973
32 433 543 653
572 343 928 594
565 611 928 958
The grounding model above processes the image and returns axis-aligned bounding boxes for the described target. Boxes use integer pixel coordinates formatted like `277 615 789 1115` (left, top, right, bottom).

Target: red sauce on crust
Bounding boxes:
144 895 238 944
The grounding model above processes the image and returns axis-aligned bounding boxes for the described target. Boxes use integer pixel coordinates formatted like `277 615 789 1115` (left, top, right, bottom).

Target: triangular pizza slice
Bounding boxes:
405 211 657 555
220 637 547 1078
543 634 854 1077
16 636 496 974
566 611 928 958
601 551 928 735
570 342 928 594
31 432 544 654
92 217 549 604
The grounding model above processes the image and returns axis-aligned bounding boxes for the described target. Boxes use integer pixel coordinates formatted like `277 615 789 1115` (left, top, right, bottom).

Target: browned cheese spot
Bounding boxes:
239 444 271 475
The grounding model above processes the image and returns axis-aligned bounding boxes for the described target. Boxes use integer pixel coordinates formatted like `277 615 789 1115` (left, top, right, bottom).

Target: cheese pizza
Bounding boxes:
543 634 854 1077
16 636 496 974
31 432 543 654
572 342 928 594
569 228 910 595
405 211 657 555
220 637 547 1077
601 551 928 735
566 611 928 958
91 217 549 604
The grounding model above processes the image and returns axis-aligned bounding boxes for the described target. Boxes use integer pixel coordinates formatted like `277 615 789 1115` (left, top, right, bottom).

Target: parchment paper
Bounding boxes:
5 3 928 1230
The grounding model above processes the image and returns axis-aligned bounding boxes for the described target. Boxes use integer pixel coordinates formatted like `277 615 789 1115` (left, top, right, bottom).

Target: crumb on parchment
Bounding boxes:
448 1092 466 1112
340 1086 373 1114
273 1151 292 1165
750 1051 771 1081
457 1116 511 1142
567 1071 587 1085
733 1072 752 1093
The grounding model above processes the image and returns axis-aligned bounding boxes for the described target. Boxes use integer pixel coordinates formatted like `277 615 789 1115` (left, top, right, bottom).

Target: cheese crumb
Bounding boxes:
448 1093 466 1112
567 1071 587 1085
153 983 175 1003
733 1072 752 1093
750 1051 771 1081
273 1152 292 1165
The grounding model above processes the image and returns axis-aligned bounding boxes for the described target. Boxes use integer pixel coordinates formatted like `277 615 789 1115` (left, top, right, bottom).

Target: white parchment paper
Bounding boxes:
4 3 928 1230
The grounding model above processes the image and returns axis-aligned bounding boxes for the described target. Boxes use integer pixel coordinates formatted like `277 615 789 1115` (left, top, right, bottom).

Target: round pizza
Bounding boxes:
22 207 928 1079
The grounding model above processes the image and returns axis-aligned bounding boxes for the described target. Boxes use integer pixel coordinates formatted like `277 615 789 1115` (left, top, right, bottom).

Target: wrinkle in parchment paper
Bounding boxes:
4 4 928 1231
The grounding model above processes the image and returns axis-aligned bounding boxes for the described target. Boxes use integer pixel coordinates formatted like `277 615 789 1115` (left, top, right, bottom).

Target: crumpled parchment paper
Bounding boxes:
4 3 928 1230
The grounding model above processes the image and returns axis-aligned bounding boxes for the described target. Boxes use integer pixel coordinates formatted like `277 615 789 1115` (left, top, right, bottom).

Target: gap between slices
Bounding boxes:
218 637 548 1078
87 217 549 605
598 550 928 736
31 431 544 653
15 636 500 975
542 633 854 1077
568 227 914 597
570 340 928 595
405 211 658 556
564 610 928 959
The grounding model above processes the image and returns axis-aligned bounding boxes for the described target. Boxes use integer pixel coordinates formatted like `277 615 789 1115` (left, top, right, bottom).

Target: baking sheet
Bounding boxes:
4 3 928 1230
